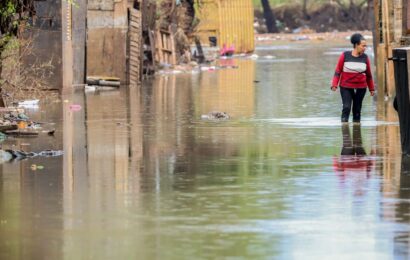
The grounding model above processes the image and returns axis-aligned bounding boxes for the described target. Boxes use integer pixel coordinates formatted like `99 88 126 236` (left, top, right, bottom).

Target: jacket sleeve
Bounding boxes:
366 57 375 91
331 53 345 87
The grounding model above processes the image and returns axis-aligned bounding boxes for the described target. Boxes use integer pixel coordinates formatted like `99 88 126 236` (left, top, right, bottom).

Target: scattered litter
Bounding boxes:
250 54 259 59
64 100 69 103
265 55 276 59
218 65 239 69
292 35 310 41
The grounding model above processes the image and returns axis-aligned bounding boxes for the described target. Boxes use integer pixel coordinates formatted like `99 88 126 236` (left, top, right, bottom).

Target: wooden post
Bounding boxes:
169 26 177 65
62 0 73 89
383 0 395 97
72 0 87 85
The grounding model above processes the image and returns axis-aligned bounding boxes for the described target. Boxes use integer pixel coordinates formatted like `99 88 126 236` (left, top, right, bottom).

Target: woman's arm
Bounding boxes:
331 53 345 88
366 57 375 93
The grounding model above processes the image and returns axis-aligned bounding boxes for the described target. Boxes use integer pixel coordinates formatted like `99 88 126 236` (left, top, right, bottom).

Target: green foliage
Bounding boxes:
0 0 35 52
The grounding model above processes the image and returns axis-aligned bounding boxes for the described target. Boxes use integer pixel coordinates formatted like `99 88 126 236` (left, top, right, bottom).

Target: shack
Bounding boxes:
374 0 410 98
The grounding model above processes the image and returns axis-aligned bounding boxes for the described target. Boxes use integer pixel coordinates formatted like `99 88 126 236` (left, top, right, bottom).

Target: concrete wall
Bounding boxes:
28 0 62 88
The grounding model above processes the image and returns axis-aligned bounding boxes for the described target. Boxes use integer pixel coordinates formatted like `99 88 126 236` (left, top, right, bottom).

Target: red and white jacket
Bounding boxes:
331 51 375 91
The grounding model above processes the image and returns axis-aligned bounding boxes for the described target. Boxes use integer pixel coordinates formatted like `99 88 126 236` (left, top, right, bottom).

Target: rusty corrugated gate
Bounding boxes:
195 0 254 53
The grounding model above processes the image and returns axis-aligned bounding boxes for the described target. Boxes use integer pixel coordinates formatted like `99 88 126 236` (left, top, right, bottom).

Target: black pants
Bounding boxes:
341 124 366 156
340 87 367 122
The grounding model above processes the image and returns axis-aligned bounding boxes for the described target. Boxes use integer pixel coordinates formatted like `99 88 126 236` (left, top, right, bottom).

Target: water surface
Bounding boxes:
0 43 407 259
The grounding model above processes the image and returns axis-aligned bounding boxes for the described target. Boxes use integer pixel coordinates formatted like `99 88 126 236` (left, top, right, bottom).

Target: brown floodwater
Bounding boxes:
0 42 408 259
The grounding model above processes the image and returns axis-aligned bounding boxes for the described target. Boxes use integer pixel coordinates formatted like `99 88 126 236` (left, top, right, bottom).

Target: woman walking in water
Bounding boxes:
331 33 375 123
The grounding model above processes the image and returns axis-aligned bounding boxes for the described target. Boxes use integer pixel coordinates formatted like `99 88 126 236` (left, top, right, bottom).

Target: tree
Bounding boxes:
261 0 278 33
333 0 368 22
302 0 310 19
0 0 37 106
0 0 35 71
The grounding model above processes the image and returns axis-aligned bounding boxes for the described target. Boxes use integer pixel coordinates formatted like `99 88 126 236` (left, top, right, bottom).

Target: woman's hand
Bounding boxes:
370 91 375 96
331 86 337 91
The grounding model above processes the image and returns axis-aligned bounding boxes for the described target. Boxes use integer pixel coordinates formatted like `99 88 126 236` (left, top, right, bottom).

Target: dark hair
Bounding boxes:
350 33 364 47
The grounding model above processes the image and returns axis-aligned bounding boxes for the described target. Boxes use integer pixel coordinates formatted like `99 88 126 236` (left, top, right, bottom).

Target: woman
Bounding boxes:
331 33 375 123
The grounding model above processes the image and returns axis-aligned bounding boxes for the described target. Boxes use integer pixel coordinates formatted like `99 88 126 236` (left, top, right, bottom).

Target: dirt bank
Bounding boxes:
255 3 372 34
255 31 374 46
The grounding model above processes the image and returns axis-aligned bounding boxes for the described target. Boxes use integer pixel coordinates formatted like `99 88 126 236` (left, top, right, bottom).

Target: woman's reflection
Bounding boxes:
333 124 374 179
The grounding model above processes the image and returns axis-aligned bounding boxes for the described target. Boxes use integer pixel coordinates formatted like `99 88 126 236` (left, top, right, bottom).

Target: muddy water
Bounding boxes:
0 43 408 259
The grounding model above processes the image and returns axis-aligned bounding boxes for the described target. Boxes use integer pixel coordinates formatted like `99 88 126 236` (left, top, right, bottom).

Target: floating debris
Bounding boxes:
17 99 39 108
3 149 64 161
201 111 230 120
4 130 39 137
31 164 44 171
86 76 120 87
69 104 82 112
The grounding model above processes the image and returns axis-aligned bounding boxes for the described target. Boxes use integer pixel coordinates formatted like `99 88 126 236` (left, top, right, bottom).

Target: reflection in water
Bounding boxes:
393 155 410 257
334 125 374 196
197 59 255 118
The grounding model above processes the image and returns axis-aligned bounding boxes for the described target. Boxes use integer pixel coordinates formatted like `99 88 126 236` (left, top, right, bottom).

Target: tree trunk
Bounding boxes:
261 0 278 33
302 0 309 19
0 56 5 108
367 0 374 30
0 42 8 107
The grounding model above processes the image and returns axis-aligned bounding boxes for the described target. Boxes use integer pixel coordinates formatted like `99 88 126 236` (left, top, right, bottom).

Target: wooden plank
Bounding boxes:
169 26 176 65
128 8 142 83
156 30 164 63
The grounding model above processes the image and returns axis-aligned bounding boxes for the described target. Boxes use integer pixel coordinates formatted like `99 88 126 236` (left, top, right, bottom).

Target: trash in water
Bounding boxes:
31 164 44 171
201 111 230 120
18 113 29 120
86 76 120 87
18 121 27 129
69 104 82 112
2 149 64 161
38 150 64 157
5 130 39 137
18 99 39 107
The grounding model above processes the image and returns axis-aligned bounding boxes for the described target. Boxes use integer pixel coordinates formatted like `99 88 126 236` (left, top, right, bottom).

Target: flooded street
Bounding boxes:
1 42 408 259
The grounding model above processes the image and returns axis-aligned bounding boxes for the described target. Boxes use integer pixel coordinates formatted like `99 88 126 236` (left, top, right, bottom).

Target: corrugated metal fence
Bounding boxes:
196 0 254 53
